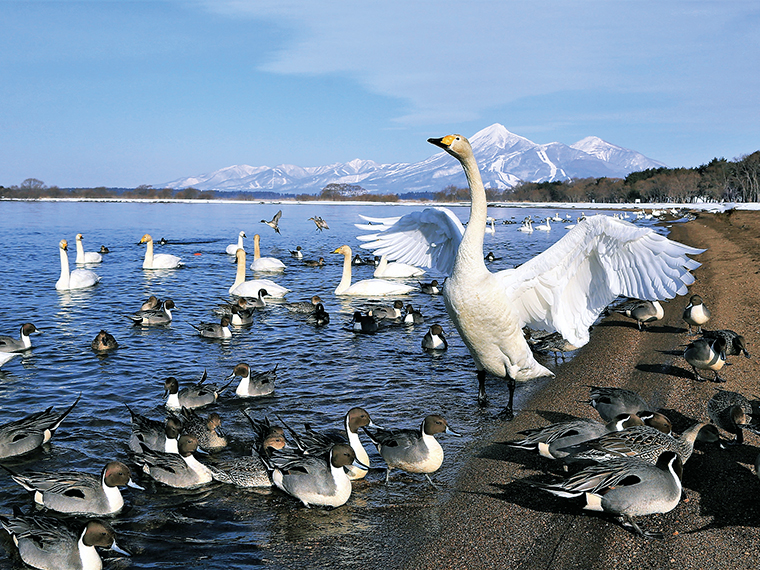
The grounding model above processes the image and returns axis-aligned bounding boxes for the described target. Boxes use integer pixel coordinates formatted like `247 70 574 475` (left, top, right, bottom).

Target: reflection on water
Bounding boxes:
0 201 656 569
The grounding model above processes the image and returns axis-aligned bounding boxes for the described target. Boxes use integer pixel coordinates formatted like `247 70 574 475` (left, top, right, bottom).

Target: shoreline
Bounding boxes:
0 196 751 213
396 210 760 570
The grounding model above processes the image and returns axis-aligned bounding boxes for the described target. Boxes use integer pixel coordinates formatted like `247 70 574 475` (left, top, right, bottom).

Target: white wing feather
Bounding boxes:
355 208 464 276
497 215 703 346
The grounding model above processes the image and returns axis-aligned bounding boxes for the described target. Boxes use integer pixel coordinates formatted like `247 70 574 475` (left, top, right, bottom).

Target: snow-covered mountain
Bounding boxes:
161 124 667 195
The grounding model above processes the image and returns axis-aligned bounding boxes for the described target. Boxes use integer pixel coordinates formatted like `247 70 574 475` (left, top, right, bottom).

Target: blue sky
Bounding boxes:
1 0 758 188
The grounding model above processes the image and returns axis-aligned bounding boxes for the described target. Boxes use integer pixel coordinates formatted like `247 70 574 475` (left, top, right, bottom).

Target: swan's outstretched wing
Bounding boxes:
356 207 464 276
498 215 703 347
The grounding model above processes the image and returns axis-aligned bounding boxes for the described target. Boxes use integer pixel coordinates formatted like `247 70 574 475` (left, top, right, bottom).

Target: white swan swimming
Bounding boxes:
56 239 100 291
226 231 246 255
250 234 285 273
518 219 533 233
484 217 496 234
229 249 289 297
332 245 415 296
140 234 182 269
356 134 703 418
74 234 103 264
372 255 425 278
534 218 552 231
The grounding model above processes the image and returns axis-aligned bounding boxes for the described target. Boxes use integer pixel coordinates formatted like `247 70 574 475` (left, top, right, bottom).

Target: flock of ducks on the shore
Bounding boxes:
507 290 757 539
0 133 731 567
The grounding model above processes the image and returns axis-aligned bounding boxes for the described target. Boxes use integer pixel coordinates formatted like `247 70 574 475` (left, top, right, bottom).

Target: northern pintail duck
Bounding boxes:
364 414 461 486
707 389 756 445
284 295 323 314
164 371 229 410
306 303 330 326
176 406 228 451
192 316 232 339
684 336 726 382
0 394 81 459
261 209 282 234
422 324 447 351
303 257 325 267
403 304 424 325
369 300 404 320
350 311 379 333
535 450 683 539
506 413 646 459
683 294 710 334
99 245 110 254
215 297 255 326
289 245 303 258
279 407 380 480
618 299 664 330
560 421 712 466
268 443 367 508
0 515 128 570
91 330 118 353
529 332 578 362
484 251 501 262
248 288 269 309
74 233 103 264
4 461 142 516
227 362 277 398
211 433 288 488
587 385 650 422
139 295 161 311
419 279 441 295
128 299 175 326
0 323 39 352
701 328 750 361
135 434 216 489
309 215 329 231
126 406 181 453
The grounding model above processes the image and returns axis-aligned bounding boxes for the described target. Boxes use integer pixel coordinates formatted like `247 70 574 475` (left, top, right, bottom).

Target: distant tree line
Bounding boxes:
2 151 758 204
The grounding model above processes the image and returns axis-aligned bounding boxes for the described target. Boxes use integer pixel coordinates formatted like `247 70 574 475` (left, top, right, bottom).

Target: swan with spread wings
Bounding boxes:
356 134 704 419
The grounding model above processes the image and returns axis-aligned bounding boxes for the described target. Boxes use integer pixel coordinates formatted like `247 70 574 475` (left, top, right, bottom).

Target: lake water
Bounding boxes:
0 200 659 569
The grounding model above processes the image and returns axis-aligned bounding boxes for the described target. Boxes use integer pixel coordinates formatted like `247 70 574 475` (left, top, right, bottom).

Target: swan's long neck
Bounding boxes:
237 234 244 248
457 151 488 269
254 237 261 261
144 239 154 267
335 251 353 294
76 239 85 261
58 247 70 288
231 253 246 291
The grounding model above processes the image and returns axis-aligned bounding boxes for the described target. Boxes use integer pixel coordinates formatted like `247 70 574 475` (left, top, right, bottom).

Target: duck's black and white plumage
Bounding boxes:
192 316 232 339
0 323 38 353
684 337 726 382
356 134 703 419
683 294 710 334
422 324 447 351
587 385 650 422
534 450 683 539
306 303 330 326
617 299 665 330
403 304 424 325
284 295 323 314
128 299 175 326
419 279 441 295
0 395 81 459
350 311 379 333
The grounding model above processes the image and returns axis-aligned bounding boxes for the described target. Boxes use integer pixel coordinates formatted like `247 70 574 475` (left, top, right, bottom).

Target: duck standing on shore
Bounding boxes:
683 294 710 334
357 134 704 419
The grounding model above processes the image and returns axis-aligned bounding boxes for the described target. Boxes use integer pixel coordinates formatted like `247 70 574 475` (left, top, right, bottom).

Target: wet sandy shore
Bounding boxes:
396 210 760 570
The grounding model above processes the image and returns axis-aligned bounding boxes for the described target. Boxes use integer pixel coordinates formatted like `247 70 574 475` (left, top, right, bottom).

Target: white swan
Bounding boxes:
518 220 533 233
250 234 285 273
373 255 425 278
356 134 703 418
534 218 551 231
551 213 564 222
74 234 103 264
226 231 246 255
229 249 289 297
56 239 100 291
484 217 496 234
140 234 182 269
332 245 415 296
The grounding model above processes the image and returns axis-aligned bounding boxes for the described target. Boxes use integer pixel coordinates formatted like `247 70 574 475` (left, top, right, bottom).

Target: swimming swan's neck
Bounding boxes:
336 251 353 294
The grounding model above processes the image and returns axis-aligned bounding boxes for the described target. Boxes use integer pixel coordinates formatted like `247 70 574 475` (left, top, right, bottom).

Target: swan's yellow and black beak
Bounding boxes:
427 135 457 150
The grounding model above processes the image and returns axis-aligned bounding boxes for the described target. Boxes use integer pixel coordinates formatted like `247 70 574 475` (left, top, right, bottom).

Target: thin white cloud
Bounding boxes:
195 1 759 127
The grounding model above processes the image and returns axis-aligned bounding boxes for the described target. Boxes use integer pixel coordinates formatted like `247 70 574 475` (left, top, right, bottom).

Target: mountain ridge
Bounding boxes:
161 124 667 194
